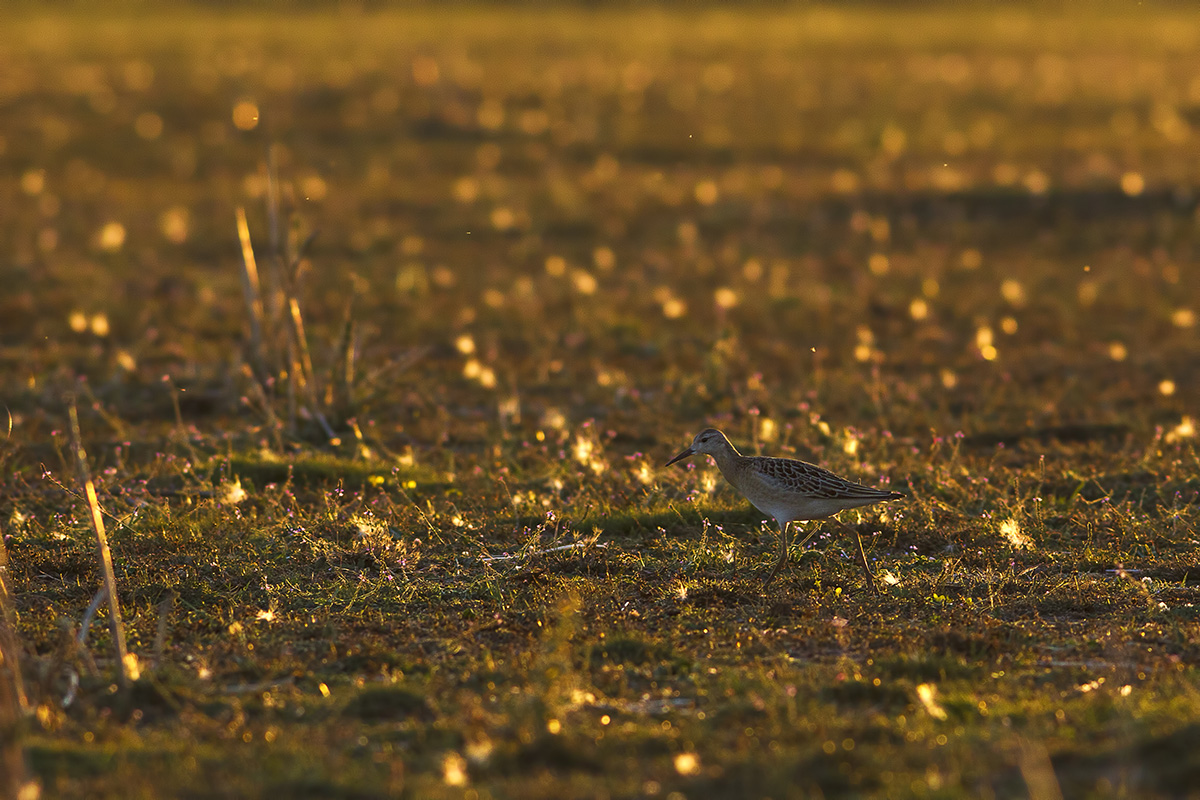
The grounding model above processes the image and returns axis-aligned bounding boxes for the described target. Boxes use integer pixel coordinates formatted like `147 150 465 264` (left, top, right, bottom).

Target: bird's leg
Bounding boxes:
762 521 790 589
838 520 879 596
792 525 820 552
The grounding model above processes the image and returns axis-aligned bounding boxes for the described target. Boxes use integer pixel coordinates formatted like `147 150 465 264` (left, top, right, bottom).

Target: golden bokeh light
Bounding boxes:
37 228 58 253
674 753 701 776
662 297 686 319
977 326 997 360
694 180 719 205
880 123 907 156
993 163 1019 186
593 246 615 271
442 752 467 786
412 56 440 86
97 221 126 252
135 111 164 140
1077 280 1099 306
1023 170 1049 195
477 98 505 131
452 177 479 204
1169 417 1195 442
518 108 549 135
830 168 859 193
159 206 189 243
90 313 110 337
1000 279 1025 306
1119 172 1145 196
490 207 515 231
123 59 154 91
702 62 735 93
572 270 598 295
232 99 259 130
301 174 328 201
21 169 45 195
676 220 698 246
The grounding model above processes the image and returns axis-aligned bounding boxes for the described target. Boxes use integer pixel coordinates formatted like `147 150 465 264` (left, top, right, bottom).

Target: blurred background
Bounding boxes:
3 3 1197 453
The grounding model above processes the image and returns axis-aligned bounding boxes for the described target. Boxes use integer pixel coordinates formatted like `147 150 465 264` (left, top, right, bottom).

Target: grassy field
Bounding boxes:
2 5 1200 798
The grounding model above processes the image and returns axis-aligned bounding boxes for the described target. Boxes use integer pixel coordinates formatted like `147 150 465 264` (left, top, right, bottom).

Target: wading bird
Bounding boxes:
665 428 903 589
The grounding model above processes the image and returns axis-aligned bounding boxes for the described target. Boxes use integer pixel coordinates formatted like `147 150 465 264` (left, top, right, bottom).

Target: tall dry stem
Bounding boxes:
0 532 36 800
236 207 267 379
67 399 130 691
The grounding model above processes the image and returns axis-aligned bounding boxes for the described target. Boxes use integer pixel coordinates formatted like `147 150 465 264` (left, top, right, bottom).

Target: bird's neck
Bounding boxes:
709 441 743 476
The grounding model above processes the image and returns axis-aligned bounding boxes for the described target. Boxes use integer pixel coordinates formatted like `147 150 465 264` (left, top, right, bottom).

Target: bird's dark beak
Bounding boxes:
665 446 695 467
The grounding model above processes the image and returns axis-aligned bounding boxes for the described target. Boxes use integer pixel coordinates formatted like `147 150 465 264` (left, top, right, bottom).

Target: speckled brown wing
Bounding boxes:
747 456 900 500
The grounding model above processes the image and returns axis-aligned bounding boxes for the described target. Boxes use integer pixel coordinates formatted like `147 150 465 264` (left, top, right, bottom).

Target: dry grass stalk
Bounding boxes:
238 186 343 443
285 334 299 434
287 304 337 441
0 407 11 482
286 295 338 442
76 588 107 649
151 590 176 672
265 144 284 271
287 296 316 392
66 399 130 691
0 536 28 713
236 157 417 446
0 531 37 800
239 364 284 451
332 302 356 421
235 206 267 378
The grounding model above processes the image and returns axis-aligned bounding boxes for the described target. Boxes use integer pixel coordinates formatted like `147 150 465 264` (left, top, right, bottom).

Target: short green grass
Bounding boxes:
2 4 1199 798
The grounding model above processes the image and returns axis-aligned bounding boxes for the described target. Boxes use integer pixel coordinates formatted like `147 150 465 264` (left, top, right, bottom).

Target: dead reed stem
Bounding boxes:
239 365 284 451
0 531 36 800
0 535 27 713
236 207 267 378
286 297 337 441
67 399 130 691
152 590 176 672
333 301 356 421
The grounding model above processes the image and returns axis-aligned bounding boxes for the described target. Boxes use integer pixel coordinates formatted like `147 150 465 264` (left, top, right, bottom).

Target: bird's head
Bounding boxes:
665 428 729 466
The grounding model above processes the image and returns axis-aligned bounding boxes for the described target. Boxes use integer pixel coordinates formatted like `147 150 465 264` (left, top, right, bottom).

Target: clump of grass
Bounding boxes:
233 160 423 450
216 451 443 491
341 685 433 722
